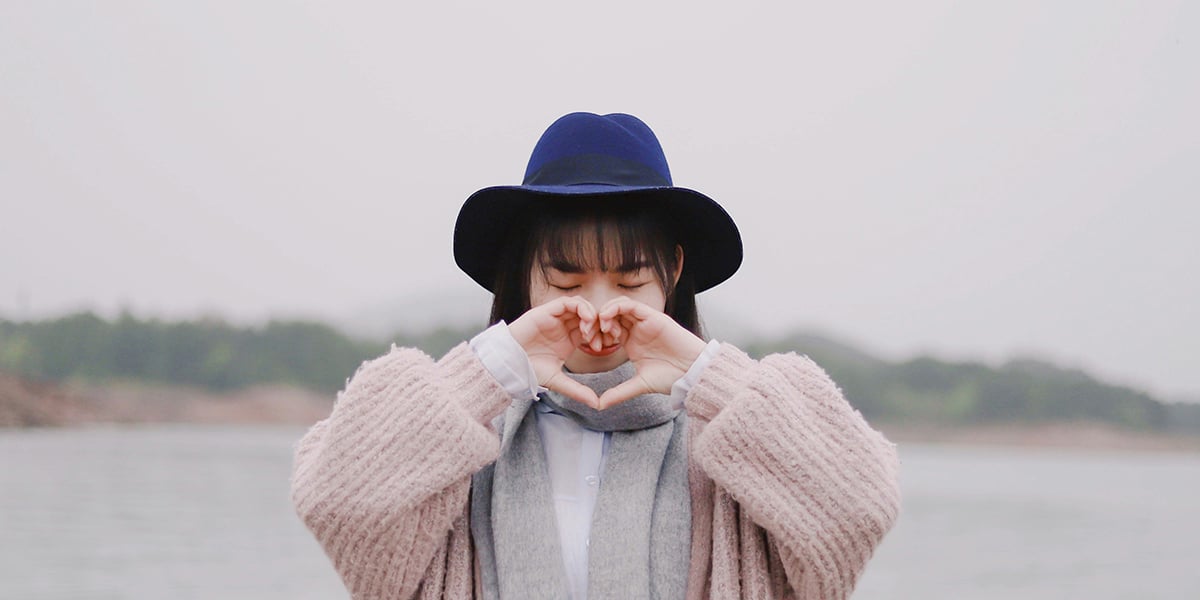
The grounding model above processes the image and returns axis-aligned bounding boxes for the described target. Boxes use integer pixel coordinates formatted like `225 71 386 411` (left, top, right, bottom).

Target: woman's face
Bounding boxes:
528 235 675 373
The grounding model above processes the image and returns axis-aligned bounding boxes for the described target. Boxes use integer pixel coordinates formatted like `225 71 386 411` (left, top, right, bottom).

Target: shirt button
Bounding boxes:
586 538 591 548
585 475 599 486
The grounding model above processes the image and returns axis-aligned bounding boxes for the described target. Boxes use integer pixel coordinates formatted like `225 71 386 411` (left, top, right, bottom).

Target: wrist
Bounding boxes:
506 313 537 352
469 321 543 400
671 332 708 372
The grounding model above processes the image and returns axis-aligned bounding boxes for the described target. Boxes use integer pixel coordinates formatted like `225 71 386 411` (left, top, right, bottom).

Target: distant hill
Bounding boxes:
736 332 1198 434
2 311 1197 434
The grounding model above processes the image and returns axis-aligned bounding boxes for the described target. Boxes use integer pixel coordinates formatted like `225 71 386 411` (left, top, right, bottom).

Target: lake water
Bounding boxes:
2 426 1197 599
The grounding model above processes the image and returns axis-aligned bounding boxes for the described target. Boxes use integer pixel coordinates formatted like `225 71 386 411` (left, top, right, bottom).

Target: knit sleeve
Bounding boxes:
686 343 901 600
290 342 511 600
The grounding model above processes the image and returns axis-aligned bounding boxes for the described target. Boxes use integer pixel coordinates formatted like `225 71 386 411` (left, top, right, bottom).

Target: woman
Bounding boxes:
291 113 900 599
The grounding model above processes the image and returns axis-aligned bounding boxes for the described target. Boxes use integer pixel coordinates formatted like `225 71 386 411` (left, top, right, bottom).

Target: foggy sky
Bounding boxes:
2 2 1197 398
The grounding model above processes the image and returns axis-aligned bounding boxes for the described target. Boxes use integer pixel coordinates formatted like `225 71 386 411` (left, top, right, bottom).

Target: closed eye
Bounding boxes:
551 285 581 292
618 282 649 290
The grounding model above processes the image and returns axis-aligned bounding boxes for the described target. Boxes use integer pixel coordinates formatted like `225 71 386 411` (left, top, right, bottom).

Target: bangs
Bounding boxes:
488 199 703 337
530 203 678 291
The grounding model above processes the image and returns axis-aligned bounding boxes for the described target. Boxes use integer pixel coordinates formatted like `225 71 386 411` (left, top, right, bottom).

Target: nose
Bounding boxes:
579 281 622 311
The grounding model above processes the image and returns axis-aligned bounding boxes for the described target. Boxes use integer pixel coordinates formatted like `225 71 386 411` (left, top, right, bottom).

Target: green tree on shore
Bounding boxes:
2 311 1195 432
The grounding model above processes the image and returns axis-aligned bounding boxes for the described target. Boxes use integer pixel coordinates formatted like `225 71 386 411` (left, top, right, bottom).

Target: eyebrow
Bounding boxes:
547 259 651 274
547 260 585 274
615 260 652 273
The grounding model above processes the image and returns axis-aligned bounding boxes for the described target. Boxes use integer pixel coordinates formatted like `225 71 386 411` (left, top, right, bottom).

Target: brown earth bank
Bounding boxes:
4 371 1199 452
0 371 332 427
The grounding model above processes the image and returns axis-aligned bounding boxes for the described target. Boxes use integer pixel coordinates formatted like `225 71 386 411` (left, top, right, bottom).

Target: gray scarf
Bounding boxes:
470 363 692 600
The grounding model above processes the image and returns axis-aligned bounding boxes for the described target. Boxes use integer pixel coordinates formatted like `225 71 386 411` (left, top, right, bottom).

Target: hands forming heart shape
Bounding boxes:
507 296 708 410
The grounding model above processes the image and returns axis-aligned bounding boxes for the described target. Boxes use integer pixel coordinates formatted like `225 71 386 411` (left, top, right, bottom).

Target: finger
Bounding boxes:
570 310 595 345
616 314 639 337
567 326 586 349
565 297 598 336
577 309 595 339
573 296 598 320
546 374 600 408
549 296 596 320
597 376 652 410
598 310 626 338
598 296 654 323
563 316 584 343
602 329 619 348
547 298 594 345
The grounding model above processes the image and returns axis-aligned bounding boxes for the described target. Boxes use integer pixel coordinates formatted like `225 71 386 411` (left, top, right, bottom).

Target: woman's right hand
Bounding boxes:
507 297 600 406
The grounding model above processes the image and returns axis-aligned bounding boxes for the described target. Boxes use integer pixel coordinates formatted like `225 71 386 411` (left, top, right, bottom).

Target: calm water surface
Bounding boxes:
1 426 1197 599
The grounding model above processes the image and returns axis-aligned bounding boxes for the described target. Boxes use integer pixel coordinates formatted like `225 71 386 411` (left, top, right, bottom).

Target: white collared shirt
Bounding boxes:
470 322 718 600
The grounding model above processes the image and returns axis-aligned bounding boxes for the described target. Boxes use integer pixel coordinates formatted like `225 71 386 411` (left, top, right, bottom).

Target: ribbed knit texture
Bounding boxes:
292 342 901 599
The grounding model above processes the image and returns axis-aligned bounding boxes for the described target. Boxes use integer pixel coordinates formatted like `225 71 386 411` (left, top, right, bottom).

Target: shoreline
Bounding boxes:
0 371 333 428
877 422 1200 453
4 372 1198 452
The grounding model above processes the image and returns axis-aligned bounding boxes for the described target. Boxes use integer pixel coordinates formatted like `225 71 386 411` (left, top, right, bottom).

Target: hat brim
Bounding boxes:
454 184 742 293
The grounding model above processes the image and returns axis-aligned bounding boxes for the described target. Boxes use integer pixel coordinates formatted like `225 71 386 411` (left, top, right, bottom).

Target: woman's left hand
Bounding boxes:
595 297 707 409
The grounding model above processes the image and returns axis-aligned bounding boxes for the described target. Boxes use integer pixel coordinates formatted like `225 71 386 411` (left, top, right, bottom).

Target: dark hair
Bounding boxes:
488 200 703 336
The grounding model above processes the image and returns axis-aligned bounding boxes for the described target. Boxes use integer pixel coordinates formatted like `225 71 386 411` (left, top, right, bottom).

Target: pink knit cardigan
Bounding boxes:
291 342 901 599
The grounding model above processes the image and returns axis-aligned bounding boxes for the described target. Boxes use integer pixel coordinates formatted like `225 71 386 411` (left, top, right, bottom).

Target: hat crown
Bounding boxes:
522 113 674 187
455 112 742 294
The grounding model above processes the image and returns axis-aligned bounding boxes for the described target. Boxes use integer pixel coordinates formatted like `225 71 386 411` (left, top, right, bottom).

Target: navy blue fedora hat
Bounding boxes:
454 112 742 293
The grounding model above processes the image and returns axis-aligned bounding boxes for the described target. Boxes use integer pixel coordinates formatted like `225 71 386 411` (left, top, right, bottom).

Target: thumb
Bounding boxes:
597 375 652 410
544 372 600 408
